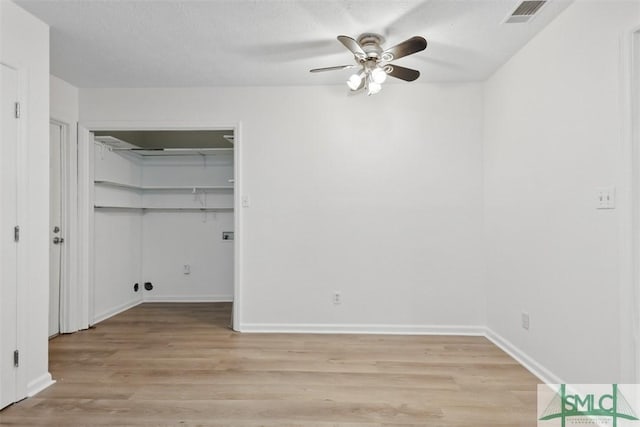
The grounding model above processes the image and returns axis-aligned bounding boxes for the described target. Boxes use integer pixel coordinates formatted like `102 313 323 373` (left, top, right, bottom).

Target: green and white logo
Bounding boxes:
538 384 640 426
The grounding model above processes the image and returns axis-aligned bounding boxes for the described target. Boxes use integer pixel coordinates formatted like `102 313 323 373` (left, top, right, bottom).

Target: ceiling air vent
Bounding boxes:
505 0 546 24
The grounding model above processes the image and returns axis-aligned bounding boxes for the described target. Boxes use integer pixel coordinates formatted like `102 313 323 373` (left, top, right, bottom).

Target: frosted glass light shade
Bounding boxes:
371 67 387 84
347 73 362 91
367 81 382 95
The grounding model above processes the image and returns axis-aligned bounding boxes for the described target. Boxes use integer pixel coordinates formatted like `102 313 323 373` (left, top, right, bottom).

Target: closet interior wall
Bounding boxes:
93 143 234 323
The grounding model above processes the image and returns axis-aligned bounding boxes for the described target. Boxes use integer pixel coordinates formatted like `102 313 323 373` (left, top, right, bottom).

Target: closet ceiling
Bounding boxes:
94 130 233 150
16 0 572 88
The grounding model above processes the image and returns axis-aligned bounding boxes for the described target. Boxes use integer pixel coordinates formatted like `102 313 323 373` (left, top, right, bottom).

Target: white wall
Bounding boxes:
93 148 143 321
93 210 143 321
484 0 640 383
50 75 78 124
142 211 234 301
141 157 234 302
80 84 486 332
0 0 52 396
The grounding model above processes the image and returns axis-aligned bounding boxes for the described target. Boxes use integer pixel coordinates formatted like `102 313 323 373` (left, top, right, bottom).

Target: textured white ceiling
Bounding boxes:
16 0 572 88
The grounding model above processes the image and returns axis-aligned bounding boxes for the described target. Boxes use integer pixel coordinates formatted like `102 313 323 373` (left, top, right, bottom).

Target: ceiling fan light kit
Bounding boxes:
347 72 364 91
310 33 427 96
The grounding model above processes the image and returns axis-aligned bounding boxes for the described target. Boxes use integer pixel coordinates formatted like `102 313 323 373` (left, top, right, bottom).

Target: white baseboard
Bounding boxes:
485 328 564 385
239 323 485 335
238 323 561 384
91 303 560 385
92 298 143 325
27 373 55 397
143 294 233 303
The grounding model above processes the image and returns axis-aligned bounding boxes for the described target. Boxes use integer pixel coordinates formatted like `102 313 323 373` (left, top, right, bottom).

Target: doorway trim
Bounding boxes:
77 120 243 330
620 25 640 383
631 26 640 384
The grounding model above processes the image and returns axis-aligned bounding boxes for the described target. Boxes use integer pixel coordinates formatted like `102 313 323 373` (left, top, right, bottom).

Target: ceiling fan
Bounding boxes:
310 33 427 95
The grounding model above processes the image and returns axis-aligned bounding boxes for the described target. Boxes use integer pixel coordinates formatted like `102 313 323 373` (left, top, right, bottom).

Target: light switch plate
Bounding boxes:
595 186 615 209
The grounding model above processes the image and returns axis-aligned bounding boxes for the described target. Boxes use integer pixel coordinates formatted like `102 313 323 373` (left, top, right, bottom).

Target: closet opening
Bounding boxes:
87 128 238 329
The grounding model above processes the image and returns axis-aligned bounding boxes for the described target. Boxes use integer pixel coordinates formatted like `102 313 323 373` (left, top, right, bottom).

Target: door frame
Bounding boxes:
49 118 77 334
620 25 640 383
77 121 243 330
630 26 640 383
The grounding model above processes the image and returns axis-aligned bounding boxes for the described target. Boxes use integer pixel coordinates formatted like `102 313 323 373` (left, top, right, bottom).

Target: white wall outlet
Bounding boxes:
595 186 616 209
242 195 250 208
183 264 191 275
332 291 341 305
521 312 530 330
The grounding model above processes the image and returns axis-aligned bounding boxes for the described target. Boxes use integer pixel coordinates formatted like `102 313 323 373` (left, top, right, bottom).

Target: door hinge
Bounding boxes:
14 102 20 119
14 225 19 242
13 350 19 367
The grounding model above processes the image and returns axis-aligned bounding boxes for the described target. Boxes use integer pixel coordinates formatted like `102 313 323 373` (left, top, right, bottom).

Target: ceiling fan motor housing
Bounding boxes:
357 33 385 60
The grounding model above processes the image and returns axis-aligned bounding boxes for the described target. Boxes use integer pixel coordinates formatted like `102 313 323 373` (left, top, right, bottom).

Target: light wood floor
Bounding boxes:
0 303 539 426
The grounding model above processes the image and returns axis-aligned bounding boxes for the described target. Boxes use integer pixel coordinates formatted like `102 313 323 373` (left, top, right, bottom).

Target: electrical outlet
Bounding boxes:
183 264 191 275
333 291 342 305
521 312 530 330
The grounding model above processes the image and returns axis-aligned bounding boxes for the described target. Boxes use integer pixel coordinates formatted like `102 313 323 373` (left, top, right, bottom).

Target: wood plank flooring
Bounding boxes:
0 303 540 426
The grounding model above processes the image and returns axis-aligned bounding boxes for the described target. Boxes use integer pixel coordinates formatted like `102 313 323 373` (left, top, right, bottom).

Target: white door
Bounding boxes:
0 63 19 409
49 123 63 337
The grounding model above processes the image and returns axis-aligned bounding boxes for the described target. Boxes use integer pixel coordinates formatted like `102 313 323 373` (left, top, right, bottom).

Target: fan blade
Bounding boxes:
337 35 366 58
383 36 427 61
310 65 356 73
386 64 420 82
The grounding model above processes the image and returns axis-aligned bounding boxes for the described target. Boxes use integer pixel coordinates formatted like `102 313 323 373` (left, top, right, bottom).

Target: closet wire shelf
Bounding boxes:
94 180 234 211
94 180 233 191
93 205 234 212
